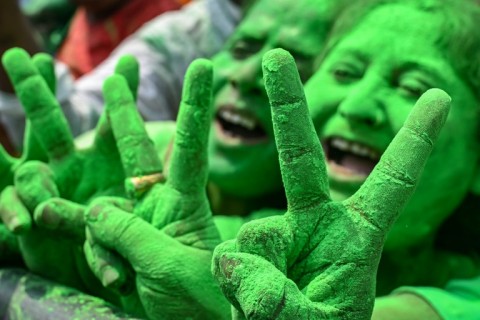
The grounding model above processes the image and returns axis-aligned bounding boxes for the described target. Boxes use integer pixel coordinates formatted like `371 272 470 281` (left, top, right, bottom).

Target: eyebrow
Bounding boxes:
233 28 267 44
235 14 277 41
328 47 370 63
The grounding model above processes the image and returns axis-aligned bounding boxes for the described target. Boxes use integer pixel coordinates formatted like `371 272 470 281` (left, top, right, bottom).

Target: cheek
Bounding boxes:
305 73 350 126
212 55 235 91
212 75 226 95
383 96 417 134
401 131 478 227
212 84 231 110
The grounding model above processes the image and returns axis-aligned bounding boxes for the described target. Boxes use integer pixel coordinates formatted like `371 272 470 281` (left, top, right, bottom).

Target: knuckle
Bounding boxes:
237 217 288 249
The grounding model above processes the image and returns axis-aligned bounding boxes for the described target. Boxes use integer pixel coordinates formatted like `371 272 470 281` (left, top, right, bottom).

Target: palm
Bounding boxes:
146 187 219 249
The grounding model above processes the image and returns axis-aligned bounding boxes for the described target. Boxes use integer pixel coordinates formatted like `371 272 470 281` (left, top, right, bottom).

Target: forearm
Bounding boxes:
372 294 441 320
0 0 40 93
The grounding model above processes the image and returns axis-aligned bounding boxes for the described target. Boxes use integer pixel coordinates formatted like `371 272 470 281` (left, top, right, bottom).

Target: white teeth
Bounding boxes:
219 109 257 130
330 138 379 160
331 138 349 151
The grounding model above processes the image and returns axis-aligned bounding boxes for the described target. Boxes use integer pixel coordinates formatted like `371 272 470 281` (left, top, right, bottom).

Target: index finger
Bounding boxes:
346 89 450 231
168 59 213 195
2 48 74 160
263 49 330 215
103 75 162 178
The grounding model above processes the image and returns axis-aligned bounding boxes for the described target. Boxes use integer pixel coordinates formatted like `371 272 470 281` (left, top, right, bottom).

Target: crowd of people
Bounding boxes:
0 0 479 319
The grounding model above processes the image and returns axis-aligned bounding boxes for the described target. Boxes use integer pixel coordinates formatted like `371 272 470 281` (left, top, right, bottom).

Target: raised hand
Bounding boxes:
0 48 138 294
212 49 451 319
84 59 230 319
0 52 54 264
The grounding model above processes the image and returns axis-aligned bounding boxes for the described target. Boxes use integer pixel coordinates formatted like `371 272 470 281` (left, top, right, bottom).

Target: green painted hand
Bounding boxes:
0 52 52 264
0 51 63 190
85 59 230 319
212 49 451 319
0 48 138 295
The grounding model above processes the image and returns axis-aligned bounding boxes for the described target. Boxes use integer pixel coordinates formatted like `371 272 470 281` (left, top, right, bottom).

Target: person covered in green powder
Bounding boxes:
213 0 480 318
206 0 345 217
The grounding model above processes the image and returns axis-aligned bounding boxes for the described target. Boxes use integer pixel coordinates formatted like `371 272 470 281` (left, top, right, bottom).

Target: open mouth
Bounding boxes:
322 137 381 179
215 106 268 145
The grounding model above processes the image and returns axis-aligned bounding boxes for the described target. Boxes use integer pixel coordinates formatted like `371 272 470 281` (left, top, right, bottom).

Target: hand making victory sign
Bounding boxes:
0 48 140 295
212 49 451 320
84 58 230 319
0 52 51 264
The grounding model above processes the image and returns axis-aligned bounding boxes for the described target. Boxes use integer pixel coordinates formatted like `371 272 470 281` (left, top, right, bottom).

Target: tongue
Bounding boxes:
341 154 376 176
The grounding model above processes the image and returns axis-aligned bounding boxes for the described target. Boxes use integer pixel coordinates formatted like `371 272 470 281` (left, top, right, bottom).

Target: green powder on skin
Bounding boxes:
213 48 451 319
0 0 480 318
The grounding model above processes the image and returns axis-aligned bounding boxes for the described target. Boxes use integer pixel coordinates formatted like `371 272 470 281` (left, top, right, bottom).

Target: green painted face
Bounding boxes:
306 4 480 250
208 0 335 199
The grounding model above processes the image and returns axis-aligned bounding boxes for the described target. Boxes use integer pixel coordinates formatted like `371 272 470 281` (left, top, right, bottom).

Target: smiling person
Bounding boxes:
306 0 480 294
207 0 348 218
306 0 480 315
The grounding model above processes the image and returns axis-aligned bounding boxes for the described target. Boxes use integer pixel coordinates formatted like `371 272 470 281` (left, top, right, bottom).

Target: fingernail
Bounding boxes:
220 254 239 280
36 203 60 229
101 266 120 288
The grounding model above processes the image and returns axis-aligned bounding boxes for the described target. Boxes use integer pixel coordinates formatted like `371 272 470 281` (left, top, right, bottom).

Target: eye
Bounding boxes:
230 39 262 60
331 64 361 83
398 79 429 98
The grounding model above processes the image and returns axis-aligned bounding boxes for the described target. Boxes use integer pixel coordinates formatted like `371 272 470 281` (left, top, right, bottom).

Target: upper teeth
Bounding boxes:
331 138 379 160
219 109 257 130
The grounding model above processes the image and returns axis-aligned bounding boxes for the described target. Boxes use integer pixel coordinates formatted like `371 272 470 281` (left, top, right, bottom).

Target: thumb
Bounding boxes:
85 201 173 268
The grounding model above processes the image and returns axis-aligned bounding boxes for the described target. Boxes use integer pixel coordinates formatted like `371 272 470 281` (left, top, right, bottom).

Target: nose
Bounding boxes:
228 53 265 96
337 82 386 128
